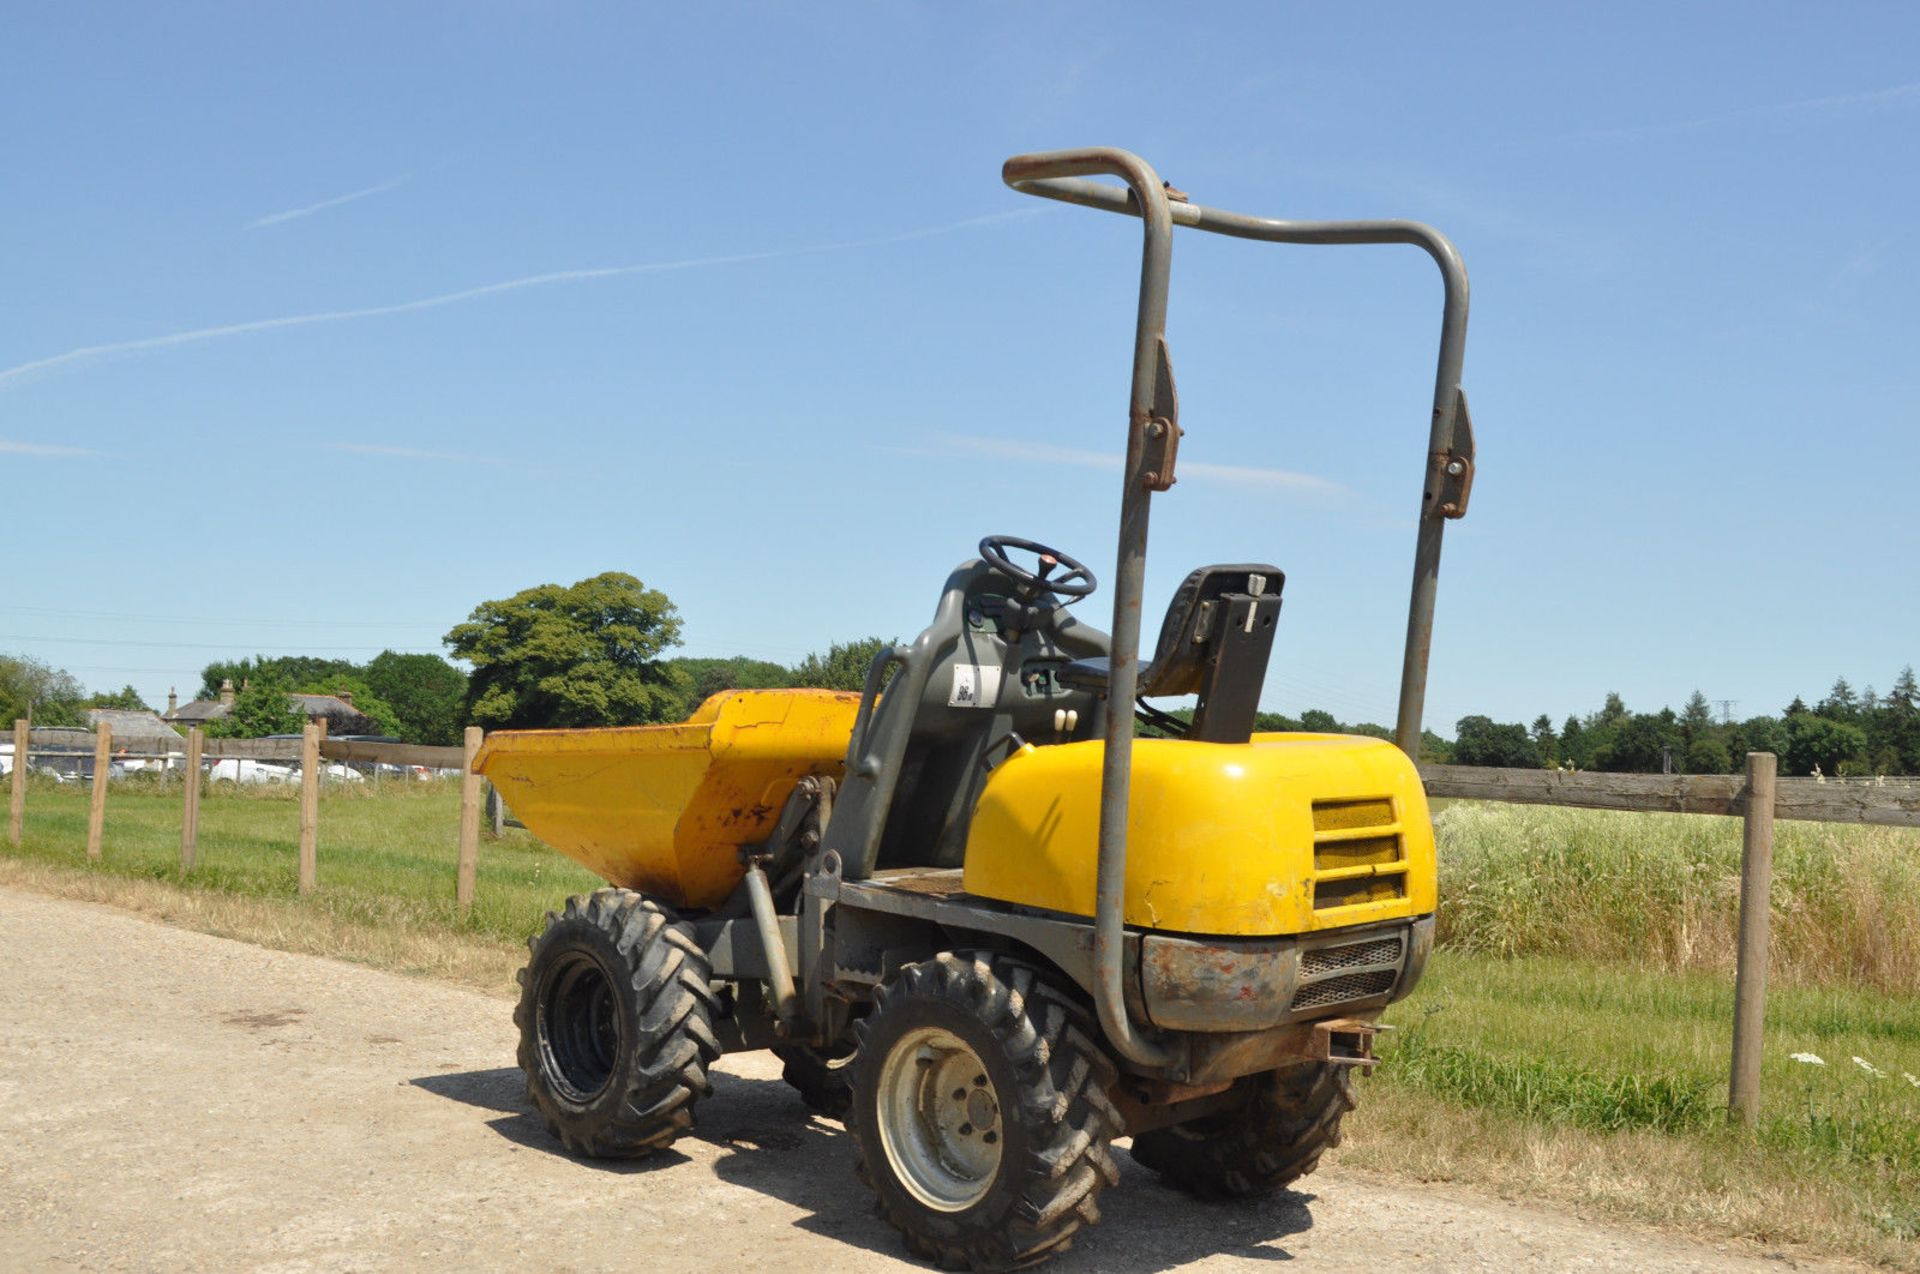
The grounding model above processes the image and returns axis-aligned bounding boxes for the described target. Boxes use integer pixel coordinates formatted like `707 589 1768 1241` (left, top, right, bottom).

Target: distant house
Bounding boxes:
162 680 370 734
86 708 185 751
163 680 237 729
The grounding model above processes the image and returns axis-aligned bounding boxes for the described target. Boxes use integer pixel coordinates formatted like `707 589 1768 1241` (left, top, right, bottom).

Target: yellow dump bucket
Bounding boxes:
472 689 859 908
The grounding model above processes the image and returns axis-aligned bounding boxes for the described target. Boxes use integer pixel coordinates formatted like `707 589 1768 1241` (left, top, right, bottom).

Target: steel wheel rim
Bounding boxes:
876 1026 1003 1212
539 952 622 1103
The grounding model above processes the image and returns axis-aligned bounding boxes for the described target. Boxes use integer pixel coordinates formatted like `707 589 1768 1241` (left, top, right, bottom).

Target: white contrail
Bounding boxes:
245 173 412 230
0 438 104 457
0 208 1041 392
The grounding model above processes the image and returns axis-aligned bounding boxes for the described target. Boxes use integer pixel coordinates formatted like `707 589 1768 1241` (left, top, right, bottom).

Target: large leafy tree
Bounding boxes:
363 651 469 744
444 573 685 729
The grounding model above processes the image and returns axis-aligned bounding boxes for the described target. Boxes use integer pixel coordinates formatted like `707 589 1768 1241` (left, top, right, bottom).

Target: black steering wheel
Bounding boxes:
978 535 1098 603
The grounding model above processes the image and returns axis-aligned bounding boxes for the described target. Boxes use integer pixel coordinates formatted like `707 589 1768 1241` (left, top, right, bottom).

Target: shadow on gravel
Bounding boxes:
408 1067 692 1173
414 1067 1314 1268
692 1073 1316 1272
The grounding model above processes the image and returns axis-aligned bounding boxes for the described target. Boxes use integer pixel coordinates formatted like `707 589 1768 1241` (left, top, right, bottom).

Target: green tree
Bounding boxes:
87 684 151 712
1453 715 1541 768
0 654 87 726
665 655 792 716
1531 713 1558 765
1558 715 1589 768
1887 666 1920 773
1683 735 1732 774
1252 710 1304 733
199 656 359 701
363 651 469 744
790 638 897 692
1680 690 1713 741
444 573 686 729
207 679 307 739
1784 713 1867 776
1298 708 1340 733
1817 676 1859 721
1593 710 1680 773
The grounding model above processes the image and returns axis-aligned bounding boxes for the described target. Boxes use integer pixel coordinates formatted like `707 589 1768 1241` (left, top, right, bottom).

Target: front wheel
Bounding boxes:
514 889 721 1158
1129 1061 1356 1198
849 952 1122 1270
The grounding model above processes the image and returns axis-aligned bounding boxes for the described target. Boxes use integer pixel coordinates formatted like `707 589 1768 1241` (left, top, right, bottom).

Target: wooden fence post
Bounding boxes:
457 726 483 913
86 723 112 862
298 722 320 893
8 715 26 845
1729 750 1777 1126
181 727 203 869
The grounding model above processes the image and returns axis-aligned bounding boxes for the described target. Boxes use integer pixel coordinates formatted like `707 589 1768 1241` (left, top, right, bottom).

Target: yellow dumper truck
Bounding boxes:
477 146 1475 1270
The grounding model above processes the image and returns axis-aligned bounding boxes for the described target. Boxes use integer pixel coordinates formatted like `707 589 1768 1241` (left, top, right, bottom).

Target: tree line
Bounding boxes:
11 571 1916 777
1451 673 1920 778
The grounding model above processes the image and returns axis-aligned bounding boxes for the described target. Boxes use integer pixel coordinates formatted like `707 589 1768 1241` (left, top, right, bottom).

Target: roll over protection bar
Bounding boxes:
1002 147 1473 1070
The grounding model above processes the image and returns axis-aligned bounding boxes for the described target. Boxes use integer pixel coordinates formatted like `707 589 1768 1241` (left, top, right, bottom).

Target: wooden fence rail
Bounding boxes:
1418 762 1920 827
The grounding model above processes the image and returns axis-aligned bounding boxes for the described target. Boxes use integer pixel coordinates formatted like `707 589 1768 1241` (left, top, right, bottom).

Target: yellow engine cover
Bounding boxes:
962 733 1436 936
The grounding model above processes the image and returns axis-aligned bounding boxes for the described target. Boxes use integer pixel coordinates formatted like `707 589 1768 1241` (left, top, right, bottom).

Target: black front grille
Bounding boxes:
1302 937 1402 976
1290 968 1396 1010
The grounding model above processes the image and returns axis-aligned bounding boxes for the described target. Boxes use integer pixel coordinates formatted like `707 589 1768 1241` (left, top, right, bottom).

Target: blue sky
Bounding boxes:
2 2 1914 733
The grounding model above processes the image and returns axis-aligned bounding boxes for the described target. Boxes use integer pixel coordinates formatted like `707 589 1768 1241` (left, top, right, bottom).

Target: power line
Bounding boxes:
1715 698 1738 724
0 605 453 630
0 633 440 653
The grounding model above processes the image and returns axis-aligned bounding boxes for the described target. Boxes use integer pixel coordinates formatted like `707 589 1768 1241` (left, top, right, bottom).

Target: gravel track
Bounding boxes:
0 887 1851 1272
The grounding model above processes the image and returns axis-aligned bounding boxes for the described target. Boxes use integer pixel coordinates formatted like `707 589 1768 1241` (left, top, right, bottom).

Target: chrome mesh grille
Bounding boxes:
1302 936 1402 976
1291 969 1396 1010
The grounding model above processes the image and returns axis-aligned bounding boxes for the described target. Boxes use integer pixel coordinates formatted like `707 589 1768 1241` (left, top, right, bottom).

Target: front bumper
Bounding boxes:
1135 915 1433 1033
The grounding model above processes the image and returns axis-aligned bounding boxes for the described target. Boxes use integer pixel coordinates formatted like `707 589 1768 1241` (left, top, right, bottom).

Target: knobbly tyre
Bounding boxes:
476 146 1476 1270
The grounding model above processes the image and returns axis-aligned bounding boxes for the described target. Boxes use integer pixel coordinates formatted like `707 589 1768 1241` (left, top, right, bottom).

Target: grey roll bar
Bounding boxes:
1002 147 1473 1069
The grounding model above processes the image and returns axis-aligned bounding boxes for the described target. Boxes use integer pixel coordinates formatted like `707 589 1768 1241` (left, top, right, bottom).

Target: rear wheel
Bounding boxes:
849 952 1121 1270
1128 1061 1356 1198
515 889 720 1158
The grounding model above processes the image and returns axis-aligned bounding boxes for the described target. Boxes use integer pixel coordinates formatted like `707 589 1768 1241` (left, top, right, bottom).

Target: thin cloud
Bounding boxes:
0 438 107 458
918 435 1349 497
311 442 507 466
1572 80 1920 141
245 173 412 230
0 208 1042 393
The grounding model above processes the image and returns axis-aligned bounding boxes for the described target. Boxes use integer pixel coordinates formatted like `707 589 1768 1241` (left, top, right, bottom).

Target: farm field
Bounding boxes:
4 781 1917 1266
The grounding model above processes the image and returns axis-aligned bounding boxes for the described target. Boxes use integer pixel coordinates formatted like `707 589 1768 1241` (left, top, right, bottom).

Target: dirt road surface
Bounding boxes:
0 887 1849 1272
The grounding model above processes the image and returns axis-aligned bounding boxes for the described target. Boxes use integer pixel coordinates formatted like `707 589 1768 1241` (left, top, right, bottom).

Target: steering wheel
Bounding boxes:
978 535 1098 603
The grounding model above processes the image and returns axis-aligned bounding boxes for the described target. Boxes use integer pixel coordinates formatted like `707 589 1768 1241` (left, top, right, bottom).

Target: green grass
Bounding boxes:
4 773 603 947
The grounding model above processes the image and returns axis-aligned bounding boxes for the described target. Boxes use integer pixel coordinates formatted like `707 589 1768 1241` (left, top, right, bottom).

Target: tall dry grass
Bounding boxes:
1434 802 1920 994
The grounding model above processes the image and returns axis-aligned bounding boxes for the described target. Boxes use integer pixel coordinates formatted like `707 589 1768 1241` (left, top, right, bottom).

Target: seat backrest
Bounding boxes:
1137 564 1284 743
1140 564 1285 698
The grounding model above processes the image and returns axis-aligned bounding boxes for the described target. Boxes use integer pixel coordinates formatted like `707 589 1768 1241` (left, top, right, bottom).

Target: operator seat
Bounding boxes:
1056 564 1284 743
